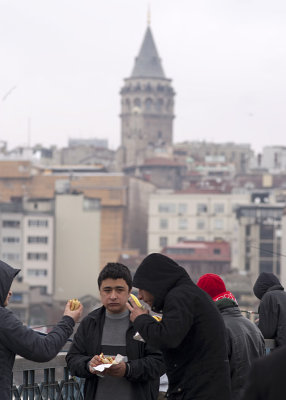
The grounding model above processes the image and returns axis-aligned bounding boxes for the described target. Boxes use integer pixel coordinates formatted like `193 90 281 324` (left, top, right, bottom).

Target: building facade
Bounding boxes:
147 191 251 269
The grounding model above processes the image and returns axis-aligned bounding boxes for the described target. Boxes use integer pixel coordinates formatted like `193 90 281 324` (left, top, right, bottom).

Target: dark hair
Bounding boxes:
98 262 132 290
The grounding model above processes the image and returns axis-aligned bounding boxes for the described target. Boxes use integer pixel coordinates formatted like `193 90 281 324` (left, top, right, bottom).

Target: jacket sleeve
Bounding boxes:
133 288 194 349
66 319 95 378
127 341 165 383
258 294 278 339
0 310 74 362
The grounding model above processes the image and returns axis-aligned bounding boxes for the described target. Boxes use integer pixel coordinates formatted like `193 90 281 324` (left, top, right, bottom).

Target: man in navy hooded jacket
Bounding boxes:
0 260 83 399
127 253 231 400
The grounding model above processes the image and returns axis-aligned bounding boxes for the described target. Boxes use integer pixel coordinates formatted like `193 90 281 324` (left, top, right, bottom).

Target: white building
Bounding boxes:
148 191 251 269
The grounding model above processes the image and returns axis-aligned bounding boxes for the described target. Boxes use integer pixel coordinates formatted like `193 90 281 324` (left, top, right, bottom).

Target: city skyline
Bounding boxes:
1 0 286 153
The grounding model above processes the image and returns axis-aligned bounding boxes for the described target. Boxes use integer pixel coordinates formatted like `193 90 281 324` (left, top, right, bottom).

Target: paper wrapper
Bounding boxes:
133 331 145 342
92 354 125 372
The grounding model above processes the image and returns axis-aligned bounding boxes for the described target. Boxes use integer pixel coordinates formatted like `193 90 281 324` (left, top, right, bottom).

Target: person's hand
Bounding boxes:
104 362 126 377
126 297 149 322
63 300 83 323
88 355 103 375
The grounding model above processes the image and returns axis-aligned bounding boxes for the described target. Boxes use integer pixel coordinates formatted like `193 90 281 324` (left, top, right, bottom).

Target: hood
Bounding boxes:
253 272 283 300
133 253 190 312
0 260 20 307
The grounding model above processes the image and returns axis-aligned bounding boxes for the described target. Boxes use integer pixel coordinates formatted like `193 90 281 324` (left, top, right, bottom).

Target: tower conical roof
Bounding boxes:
131 26 166 79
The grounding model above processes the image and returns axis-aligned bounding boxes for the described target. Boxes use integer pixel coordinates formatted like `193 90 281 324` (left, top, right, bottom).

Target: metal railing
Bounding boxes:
12 353 84 399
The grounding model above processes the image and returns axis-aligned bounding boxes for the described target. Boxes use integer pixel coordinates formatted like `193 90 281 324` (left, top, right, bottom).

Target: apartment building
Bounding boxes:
162 240 231 282
237 204 284 284
22 200 54 295
148 191 251 269
0 203 23 268
0 200 54 295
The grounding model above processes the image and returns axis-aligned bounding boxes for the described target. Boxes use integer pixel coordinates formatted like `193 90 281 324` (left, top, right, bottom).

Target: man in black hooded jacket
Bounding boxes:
0 260 83 400
253 271 286 347
127 253 231 400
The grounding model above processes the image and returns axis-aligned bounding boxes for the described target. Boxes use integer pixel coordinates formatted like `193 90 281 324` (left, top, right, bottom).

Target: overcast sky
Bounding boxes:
0 0 286 154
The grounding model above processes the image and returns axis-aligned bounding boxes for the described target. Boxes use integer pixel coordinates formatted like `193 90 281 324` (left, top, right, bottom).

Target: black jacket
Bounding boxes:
66 306 165 400
0 260 75 400
218 301 265 400
253 272 286 347
242 345 286 400
133 253 231 400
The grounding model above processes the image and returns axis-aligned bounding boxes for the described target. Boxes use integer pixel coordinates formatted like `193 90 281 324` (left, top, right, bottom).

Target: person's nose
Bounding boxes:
110 290 117 299
138 290 143 300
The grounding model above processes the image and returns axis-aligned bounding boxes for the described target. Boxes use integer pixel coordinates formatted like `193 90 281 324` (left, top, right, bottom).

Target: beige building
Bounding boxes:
148 191 251 269
54 193 101 301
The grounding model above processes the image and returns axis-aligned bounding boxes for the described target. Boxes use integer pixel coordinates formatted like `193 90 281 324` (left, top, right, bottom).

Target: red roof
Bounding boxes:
162 241 231 262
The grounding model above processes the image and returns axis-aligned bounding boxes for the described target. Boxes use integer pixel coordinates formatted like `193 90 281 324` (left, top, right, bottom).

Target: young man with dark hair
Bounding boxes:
0 260 83 400
66 262 165 400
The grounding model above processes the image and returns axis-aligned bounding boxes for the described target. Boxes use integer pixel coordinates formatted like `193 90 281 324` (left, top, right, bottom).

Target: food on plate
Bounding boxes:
99 353 117 364
69 298 81 311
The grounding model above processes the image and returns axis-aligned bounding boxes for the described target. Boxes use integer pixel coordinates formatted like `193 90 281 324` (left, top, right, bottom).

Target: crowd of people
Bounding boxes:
1 254 286 399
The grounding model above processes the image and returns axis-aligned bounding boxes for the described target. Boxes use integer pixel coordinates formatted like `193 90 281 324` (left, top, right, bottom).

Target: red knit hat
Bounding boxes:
197 273 237 303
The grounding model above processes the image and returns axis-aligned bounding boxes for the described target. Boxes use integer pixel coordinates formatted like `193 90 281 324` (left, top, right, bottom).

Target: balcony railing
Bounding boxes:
12 353 84 399
12 339 276 399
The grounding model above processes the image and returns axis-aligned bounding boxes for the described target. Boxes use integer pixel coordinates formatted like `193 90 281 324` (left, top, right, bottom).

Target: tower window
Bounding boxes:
145 98 153 111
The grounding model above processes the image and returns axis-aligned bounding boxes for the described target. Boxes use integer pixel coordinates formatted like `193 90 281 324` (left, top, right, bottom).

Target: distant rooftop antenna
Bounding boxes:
147 4 151 26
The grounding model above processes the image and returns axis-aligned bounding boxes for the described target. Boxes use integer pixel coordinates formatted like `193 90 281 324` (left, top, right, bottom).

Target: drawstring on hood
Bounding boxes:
0 260 20 307
253 272 283 300
133 253 190 313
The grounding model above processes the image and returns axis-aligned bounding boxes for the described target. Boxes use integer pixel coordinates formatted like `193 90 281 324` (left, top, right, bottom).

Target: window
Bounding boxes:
3 237 20 243
259 243 274 258
214 219 224 230
158 203 176 213
260 225 274 240
259 261 273 274
83 198 100 211
28 236 48 244
197 219 205 230
178 218 188 230
178 203 188 215
27 253 48 260
2 253 20 261
28 219 48 227
246 225 251 236
2 220 20 228
159 219 168 229
197 204 207 213
159 237 168 248
27 269 48 276
214 203 224 214
213 248 221 255
10 292 23 303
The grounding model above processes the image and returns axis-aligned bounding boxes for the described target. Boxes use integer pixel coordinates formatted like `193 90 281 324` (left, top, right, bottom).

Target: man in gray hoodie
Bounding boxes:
0 260 83 399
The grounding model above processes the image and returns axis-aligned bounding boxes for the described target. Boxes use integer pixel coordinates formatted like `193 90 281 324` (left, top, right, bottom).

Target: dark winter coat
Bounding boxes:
217 301 265 400
66 306 165 400
242 345 286 400
0 260 75 400
253 272 286 347
132 253 231 400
